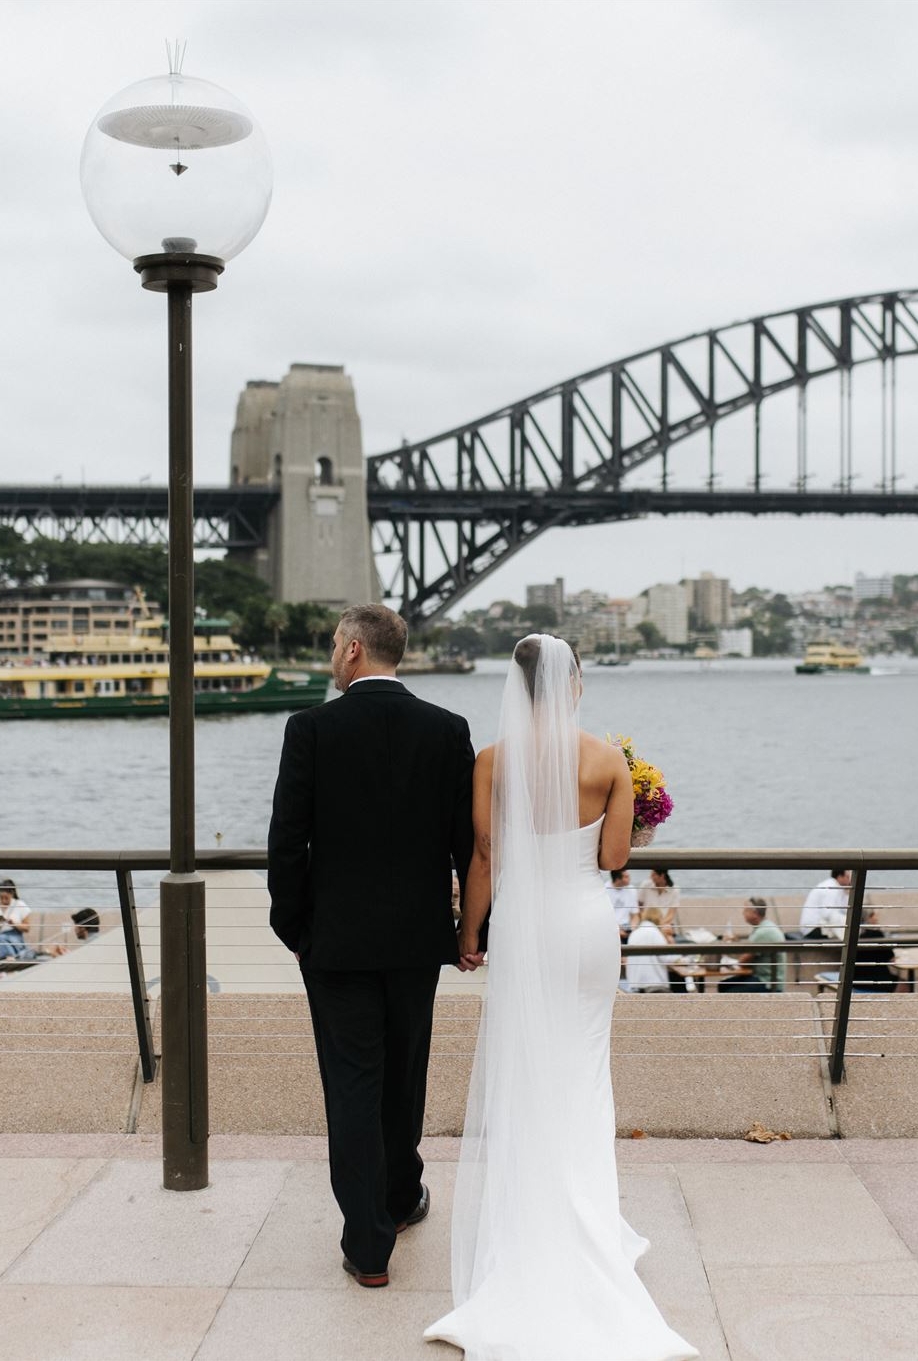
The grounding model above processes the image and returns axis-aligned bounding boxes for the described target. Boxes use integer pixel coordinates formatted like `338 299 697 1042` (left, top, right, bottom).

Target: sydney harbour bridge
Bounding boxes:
3 289 918 625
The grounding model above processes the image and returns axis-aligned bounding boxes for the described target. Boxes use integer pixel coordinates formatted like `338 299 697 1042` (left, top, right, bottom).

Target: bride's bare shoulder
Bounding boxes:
475 744 496 768
580 731 628 774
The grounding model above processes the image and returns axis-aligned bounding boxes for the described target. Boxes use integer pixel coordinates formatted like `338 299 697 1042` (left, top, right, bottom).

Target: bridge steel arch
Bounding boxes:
367 290 918 624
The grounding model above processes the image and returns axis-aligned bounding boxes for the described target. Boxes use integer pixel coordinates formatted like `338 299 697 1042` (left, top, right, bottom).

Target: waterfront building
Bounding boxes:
686 571 732 628
625 595 647 630
0 580 149 660
718 627 753 658
566 588 608 614
525 578 565 621
646 582 689 645
854 572 893 603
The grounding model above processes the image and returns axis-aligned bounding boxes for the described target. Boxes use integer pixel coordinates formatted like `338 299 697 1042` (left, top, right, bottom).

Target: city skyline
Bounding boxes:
446 516 914 617
469 567 905 616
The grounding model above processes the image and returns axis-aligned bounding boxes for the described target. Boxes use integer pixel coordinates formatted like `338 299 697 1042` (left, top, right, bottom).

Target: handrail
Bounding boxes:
3 847 918 870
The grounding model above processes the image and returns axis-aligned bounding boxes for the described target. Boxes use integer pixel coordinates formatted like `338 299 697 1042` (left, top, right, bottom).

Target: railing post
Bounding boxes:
829 866 868 1083
116 866 157 1084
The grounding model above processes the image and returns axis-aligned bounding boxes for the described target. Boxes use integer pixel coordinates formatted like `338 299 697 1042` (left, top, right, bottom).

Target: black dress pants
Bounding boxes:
302 963 440 1274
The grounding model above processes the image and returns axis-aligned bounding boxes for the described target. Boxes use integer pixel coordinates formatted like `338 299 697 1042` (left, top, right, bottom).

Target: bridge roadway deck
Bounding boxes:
0 1132 915 1360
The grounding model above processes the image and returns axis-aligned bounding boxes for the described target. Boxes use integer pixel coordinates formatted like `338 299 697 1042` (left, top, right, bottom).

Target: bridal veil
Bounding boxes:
451 634 584 1313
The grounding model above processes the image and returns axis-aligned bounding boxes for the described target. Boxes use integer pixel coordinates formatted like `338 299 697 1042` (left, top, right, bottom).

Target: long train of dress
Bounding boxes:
425 817 697 1361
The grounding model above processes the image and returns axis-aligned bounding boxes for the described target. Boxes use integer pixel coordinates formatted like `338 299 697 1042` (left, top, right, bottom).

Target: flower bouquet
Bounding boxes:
609 734 674 847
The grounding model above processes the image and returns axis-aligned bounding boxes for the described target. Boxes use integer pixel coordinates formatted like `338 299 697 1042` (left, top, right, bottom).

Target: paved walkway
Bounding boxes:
0 1133 916 1360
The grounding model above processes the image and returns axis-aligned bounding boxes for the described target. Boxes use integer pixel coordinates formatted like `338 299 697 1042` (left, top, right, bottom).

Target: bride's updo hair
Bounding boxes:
512 634 580 700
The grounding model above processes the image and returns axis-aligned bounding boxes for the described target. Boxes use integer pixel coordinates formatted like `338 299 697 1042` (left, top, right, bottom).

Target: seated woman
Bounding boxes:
625 907 678 993
0 879 32 959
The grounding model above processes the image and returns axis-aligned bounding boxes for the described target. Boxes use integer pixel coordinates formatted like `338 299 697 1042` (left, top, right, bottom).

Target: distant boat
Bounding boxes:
795 643 869 675
593 655 631 667
398 651 475 675
0 614 329 719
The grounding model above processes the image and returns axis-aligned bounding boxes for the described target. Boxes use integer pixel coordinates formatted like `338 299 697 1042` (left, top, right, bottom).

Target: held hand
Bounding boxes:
457 950 486 972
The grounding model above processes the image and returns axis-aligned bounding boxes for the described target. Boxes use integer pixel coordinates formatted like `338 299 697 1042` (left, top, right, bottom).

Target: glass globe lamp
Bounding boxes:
80 68 272 266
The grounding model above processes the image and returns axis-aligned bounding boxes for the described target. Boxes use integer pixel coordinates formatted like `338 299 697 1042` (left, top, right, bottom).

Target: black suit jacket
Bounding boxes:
267 679 475 970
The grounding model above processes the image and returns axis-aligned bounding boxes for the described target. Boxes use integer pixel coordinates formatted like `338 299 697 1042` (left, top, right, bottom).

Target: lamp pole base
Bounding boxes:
160 872 209 1191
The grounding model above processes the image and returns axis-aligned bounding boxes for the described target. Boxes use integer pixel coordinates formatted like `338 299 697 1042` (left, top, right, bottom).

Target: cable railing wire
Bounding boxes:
2 847 918 1085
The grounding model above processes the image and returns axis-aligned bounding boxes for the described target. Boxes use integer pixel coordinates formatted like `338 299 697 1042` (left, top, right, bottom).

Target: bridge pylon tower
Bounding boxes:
230 363 379 609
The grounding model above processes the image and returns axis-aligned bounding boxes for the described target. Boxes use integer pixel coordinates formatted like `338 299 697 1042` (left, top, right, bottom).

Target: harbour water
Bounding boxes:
2 656 916 913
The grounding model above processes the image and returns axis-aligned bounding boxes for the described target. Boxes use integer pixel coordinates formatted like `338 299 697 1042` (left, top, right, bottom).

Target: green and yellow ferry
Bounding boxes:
0 616 329 719
795 643 870 675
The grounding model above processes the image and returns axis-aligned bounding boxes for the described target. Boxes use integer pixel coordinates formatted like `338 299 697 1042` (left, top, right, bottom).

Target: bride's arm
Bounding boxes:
457 747 494 965
598 746 634 871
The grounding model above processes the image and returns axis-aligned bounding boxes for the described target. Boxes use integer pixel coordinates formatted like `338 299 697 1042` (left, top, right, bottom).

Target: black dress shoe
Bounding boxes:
342 1256 389 1288
395 1183 430 1233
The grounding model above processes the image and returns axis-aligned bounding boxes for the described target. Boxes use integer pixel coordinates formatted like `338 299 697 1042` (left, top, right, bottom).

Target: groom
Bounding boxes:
268 603 475 1287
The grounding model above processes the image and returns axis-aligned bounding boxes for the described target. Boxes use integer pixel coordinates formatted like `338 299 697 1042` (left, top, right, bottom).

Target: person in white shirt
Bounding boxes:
625 907 678 992
606 869 639 939
799 869 851 934
0 879 31 959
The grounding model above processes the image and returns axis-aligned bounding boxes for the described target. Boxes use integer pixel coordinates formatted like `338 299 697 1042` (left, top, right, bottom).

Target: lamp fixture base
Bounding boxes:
134 251 224 293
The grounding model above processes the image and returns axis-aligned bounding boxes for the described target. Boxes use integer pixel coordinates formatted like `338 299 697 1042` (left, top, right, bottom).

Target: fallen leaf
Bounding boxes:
630 1128 646 1139
744 1121 792 1143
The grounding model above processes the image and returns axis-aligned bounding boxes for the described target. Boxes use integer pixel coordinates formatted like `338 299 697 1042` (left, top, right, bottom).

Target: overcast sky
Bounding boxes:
3 0 917 611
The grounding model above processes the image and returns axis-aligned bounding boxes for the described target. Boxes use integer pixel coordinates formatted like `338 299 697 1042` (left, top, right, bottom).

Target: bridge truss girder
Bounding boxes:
0 486 278 551
367 290 918 623
368 489 918 624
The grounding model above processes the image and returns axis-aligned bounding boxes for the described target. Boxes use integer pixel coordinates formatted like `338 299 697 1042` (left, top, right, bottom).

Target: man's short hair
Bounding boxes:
338 605 408 667
71 908 100 933
746 898 768 917
830 868 849 882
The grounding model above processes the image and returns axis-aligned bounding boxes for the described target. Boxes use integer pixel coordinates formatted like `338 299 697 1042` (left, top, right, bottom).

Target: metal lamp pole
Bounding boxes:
135 251 223 1190
81 53 271 1192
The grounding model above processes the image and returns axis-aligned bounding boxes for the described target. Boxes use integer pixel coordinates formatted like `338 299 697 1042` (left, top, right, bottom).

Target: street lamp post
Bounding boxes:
81 51 271 1191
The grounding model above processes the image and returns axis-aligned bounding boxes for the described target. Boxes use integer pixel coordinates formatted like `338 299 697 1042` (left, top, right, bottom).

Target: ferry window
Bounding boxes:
74 681 85 694
55 681 66 694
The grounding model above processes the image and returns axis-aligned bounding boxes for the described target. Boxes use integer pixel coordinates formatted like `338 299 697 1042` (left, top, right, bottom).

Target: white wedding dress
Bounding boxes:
426 818 697 1361
425 635 696 1361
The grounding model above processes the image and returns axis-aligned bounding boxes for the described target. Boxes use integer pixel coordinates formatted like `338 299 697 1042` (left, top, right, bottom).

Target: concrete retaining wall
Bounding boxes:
2 991 915 1139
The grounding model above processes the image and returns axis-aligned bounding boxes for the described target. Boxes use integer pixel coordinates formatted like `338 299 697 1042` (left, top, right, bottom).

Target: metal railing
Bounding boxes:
2 847 917 1097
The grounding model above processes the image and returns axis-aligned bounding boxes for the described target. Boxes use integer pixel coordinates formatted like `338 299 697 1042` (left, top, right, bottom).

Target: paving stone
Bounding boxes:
5 1159 290 1289
0 1284 224 1361
194 1286 458 1361
0 1158 104 1274
675 1162 911 1268
845 1161 918 1256
707 1263 918 1361
621 1166 728 1360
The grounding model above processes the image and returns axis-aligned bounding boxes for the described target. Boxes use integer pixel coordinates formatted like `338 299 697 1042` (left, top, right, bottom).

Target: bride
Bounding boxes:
425 634 697 1361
